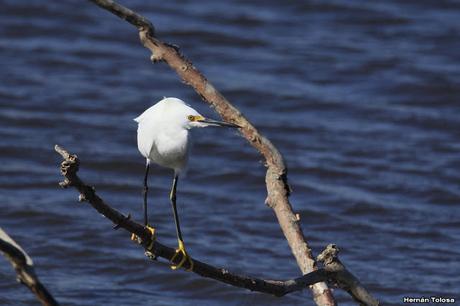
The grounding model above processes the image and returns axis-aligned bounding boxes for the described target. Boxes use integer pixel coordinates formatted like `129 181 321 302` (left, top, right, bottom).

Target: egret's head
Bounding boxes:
186 114 240 129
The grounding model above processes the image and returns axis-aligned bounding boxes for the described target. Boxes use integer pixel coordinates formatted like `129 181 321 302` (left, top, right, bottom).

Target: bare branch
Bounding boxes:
55 145 380 305
54 144 328 296
0 228 59 306
87 0 335 304
318 245 380 306
90 0 154 35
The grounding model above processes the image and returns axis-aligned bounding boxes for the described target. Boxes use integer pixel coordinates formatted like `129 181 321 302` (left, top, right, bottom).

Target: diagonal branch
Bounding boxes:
54 144 327 296
54 145 379 305
0 228 59 306
87 0 335 304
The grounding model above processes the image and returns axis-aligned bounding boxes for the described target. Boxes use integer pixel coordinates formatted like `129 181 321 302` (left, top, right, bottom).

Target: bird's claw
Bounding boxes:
131 225 156 250
130 233 137 241
170 240 193 271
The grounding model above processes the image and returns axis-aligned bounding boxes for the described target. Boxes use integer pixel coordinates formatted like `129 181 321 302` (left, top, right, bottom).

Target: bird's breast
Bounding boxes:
148 130 190 172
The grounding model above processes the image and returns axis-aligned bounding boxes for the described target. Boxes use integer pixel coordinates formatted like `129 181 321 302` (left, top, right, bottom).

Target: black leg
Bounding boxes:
169 174 193 270
169 174 183 242
143 163 150 226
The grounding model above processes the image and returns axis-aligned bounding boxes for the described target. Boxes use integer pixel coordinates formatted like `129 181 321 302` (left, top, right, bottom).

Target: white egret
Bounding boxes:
133 97 239 270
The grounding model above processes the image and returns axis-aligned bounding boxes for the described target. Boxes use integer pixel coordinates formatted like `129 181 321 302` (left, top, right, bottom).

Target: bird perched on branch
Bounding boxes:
133 97 240 270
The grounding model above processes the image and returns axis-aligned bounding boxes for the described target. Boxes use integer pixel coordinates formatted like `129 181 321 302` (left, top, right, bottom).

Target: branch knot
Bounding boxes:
317 244 339 266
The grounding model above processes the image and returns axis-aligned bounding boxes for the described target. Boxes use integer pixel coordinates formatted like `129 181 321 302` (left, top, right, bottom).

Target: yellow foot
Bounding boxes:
131 225 156 249
170 240 194 271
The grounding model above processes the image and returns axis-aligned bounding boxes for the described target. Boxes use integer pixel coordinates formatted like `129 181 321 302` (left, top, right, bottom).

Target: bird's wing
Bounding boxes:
136 118 157 159
134 102 164 159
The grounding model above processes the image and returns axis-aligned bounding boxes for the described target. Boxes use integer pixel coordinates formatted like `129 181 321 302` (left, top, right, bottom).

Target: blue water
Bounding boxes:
1 1 459 305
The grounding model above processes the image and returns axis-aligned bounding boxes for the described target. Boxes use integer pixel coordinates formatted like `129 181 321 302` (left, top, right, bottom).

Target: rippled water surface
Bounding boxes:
1 1 459 305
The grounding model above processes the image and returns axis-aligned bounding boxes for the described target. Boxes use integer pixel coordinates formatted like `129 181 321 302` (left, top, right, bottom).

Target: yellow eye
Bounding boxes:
187 115 195 121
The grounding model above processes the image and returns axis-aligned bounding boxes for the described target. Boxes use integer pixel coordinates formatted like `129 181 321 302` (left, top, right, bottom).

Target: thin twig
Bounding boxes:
87 0 335 304
0 228 59 306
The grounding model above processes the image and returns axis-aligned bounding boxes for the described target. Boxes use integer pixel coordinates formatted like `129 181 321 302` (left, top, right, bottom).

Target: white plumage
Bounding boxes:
134 97 200 174
133 97 239 271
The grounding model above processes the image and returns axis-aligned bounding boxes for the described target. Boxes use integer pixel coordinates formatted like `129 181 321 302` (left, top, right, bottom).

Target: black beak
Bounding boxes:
200 118 241 128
